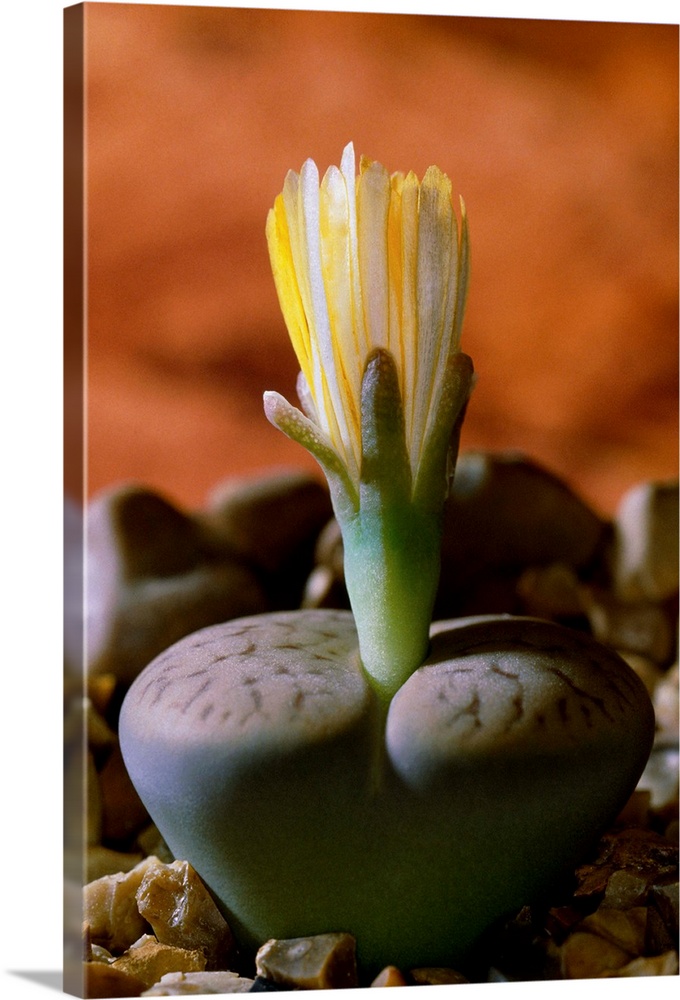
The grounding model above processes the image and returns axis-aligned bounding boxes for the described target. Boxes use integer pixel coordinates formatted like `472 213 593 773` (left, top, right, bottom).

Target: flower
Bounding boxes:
264 143 474 698
265 142 470 496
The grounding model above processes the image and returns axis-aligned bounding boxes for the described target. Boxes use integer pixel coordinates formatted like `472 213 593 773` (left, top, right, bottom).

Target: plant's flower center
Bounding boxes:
266 142 469 484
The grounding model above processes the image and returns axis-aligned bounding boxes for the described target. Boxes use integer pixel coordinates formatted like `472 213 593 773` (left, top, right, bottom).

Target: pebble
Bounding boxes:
86 846 145 883
111 935 206 989
142 970 255 995
136 859 235 970
86 484 269 683
370 965 408 987
436 451 607 616
84 855 161 954
653 662 679 739
255 933 358 990
559 929 633 978
202 470 332 610
638 746 680 809
600 951 679 977
84 960 148 998
610 481 679 603
579 587 675 665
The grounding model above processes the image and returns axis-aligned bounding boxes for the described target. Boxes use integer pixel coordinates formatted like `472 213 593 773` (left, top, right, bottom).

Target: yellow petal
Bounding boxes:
357 159 391 354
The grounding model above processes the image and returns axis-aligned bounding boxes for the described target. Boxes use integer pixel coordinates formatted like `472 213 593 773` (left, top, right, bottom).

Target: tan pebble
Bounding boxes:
142 970 256 995
611 480 679 603
579 905 648 956
370 965 408 987
515 563 583 619
409 967 470 985
87 846 145 883
301 564 337 609
84 855 161 953
255 932 358 990
600 950 679 977
560 930 633 978
90 943 115 963
580 587 674 664
112 935 206 990
653 662 679 738
87 672 118 717
637 746 680 809
84 959 148 997
616 651 663 697
136 859 234 969
313 517 344 577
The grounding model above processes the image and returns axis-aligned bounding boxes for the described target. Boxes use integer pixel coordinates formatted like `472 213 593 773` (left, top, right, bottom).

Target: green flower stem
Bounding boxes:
339 348 473 703
341 499 442 704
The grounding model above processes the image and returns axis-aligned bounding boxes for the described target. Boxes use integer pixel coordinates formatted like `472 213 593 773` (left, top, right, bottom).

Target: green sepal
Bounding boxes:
413 352 474 511
359 349 412 511
263 391 359 523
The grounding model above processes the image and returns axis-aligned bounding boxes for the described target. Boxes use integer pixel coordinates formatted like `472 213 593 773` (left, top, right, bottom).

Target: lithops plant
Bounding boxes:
120 144 655 975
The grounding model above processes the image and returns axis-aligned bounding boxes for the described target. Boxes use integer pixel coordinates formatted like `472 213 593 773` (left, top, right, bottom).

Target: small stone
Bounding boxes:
313 518 345 578
370 965 408 987
87 846 145 883
601 869 651 910
611 481 679 603
653 662 679 740
301 565 340 609
84 960 148 998
600 951 679 977
112 935 206 989
409 967 469 985
580 587 674 664
616 652 663 697
436 452 606 617
578 905 647 955
87 484 268 683
515 563 583 620
255 933 358 990
637 746 680 809
142 970 255 995
574 827 678 901
545 905 587 941
87 672 118 718
203 471 332 609
84 855 161 953
559 930 632 978
136 859 235 969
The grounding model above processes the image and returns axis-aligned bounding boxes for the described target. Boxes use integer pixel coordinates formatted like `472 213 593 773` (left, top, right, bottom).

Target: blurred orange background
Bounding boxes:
81 3 678 516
